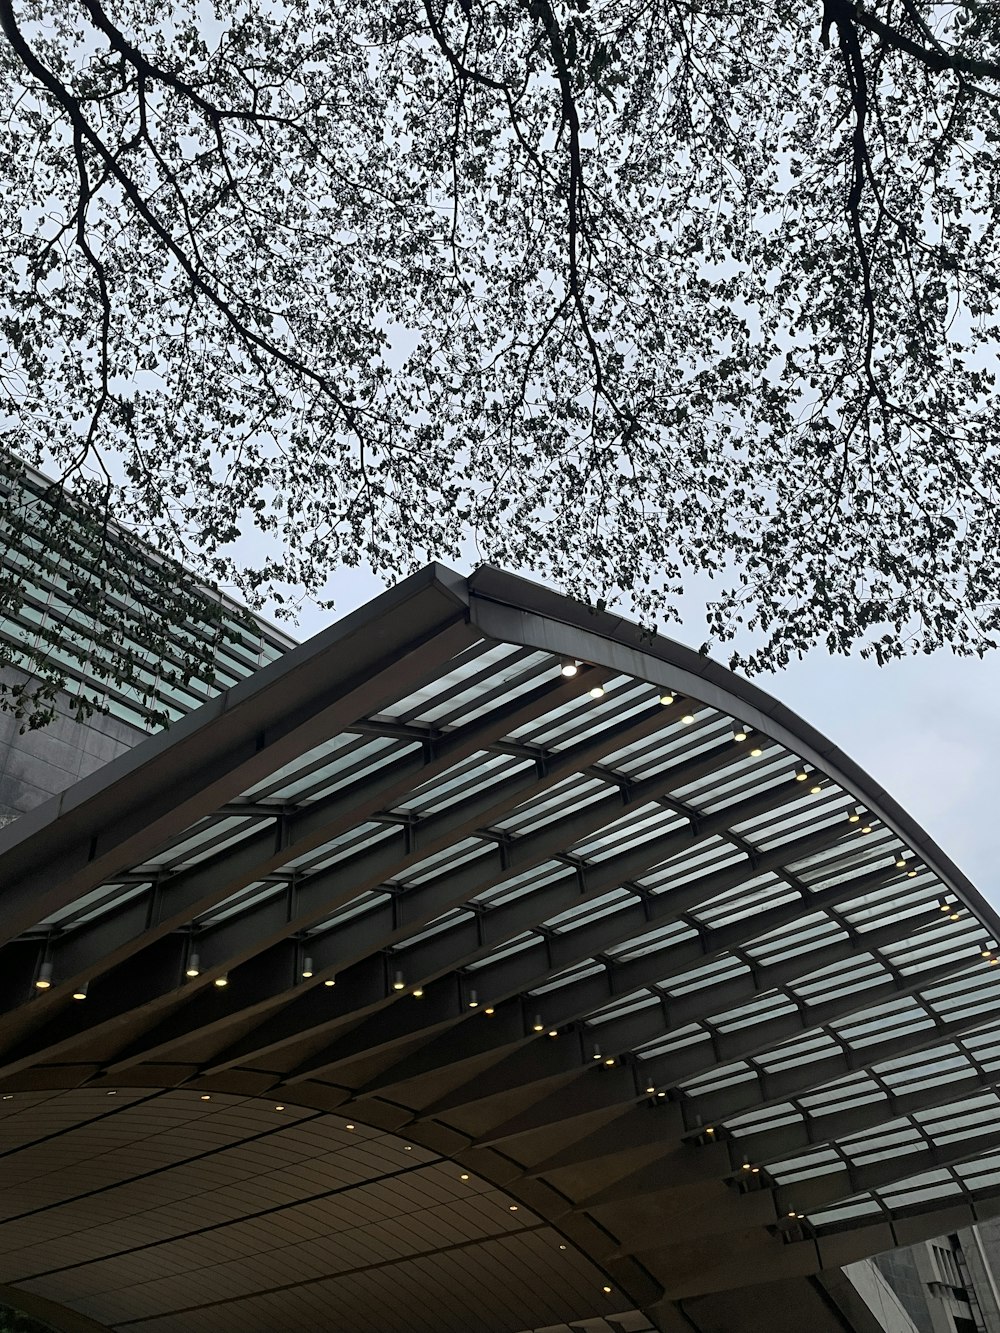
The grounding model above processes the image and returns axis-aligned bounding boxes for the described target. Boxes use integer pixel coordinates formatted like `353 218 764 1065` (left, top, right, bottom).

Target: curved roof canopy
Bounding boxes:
1 565 999 1332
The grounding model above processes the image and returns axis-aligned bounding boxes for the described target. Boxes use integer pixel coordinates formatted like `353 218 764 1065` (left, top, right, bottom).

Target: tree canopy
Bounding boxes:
2 0 999 717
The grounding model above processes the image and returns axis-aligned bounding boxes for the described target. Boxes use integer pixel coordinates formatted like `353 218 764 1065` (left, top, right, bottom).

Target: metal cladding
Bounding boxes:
0 565 998 1332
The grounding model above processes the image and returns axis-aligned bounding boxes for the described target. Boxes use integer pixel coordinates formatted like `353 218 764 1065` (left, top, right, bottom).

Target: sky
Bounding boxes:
287 561 1000 907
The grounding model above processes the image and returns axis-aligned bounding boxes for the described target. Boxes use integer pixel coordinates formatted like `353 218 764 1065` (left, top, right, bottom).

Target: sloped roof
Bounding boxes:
0 565 998 1331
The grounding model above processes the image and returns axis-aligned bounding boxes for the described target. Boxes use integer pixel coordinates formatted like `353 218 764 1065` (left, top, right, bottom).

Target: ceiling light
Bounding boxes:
468 989 479 1009
602 1285 613 1294
645 1085 655 1094
532 1014 544 1032
895 857 907 869
185 953 201 978
939 897 951 913
589 685 605 699
200 1094 211 1101
860 824 872 834
275 1104 285 1111
214 975 228 987
681 713 695 725
412 986 424 998
656 1091 666 1098
460 1173 470 1181
324 977 336 986
659 691 675 705
560 658 578 677
705 1126 715 1136
950 910 962 920
848 808 862 823
509 1204 518 1212
301 957 314 979
72 981 88 1000
750 746 763 757
548 1029 558 1038
34 961 52 990
604 1057 615 1067
751 1166 761 1174
809 782 822 795
346 1123 355 1130
484 1005 495 1015
795 769 808 782
733 724 748 741
392 970 405 991
982 943 993 958
592 1044 602 1061
907 868 918 878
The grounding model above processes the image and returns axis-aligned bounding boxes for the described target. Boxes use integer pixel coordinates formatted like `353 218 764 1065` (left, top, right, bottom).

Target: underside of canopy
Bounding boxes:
0 565 997 1332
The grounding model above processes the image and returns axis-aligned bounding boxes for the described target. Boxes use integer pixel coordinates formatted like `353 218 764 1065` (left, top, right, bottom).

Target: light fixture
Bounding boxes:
468 989 479 1009
982 942 993 959
214 975 228 987
681 713 695 725
532 1014 544 1032
460 1173 470 1181
200 1094 211 1101
848 807 862 823
895 856 907 869
750 745 763 757
560 658 579 677
548 1029 558 1038
656 1091 666 1098
645 1084 655 1094
659 691 675 705
301 956 314 979
413 986 424 998
592 1044 602 1061
35 961 53 991
860 824 872 834
185 952 201 978
589 685 605 699
742 1162 751 1171
346 1123 355 1130
604 1057 615 1067
404 1145 412 1151
602 1285 613 1294
558 1244 567 1250
484 1005 495 1015
733 724 748 741
939 897 951 913
72 981 89 1001
907 867 918 878
751 1166 761 1174
509 1204 518 1212
275 1104 285 1111
324 977 336 986
705 1126 715 1136
991 958 999 967
795 768 808 782
393 970 405 991
809 782 823 795
950 909 962 921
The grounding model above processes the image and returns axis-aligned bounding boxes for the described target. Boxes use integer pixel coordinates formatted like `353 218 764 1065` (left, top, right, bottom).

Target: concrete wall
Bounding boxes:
0 667 147 827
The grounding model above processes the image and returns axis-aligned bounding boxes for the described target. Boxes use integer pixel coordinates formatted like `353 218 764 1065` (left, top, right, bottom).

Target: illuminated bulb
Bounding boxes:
346 1123 355 1130
35 962 53 991
532 1014 544 1032
548 1029 558 1037
589 685 605 699
200 1094 211 1101
404 1145 412 1151
460 1173 470 1181
558 1244 567 1250
907 868 918 878
656 1091 666 1099
705 1126 715 1136
301 956 314 979
413 986 424 998
848 808 861 823
604 1057 615 1067
742 1163 752 1171
795 769 808 782
484 1005 495 1015
895 857 907 869
681 713 695 725
324 977 336 986
939 897 951 913
810 783 822 795
468 989 479 1009
860 825 872 835
509 1204 518 1212
750 746 763 757
659 691 675 706
186 953 201 978
393 970 405 991
991 958 999 967
982 943 992 958
733 724 748 741
751 1166 761 1174
72 981 89 1000
645 1085 655 1095
275 1104 285 1111
214 975 228 987
950 910 962 921
787 1210 797 1218
560 658 579 678
602 1286 613 1294
592 1044 602 1061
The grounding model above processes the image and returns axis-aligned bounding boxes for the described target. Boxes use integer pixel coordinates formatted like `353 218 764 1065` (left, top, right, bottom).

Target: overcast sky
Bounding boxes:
288 562 1000 907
